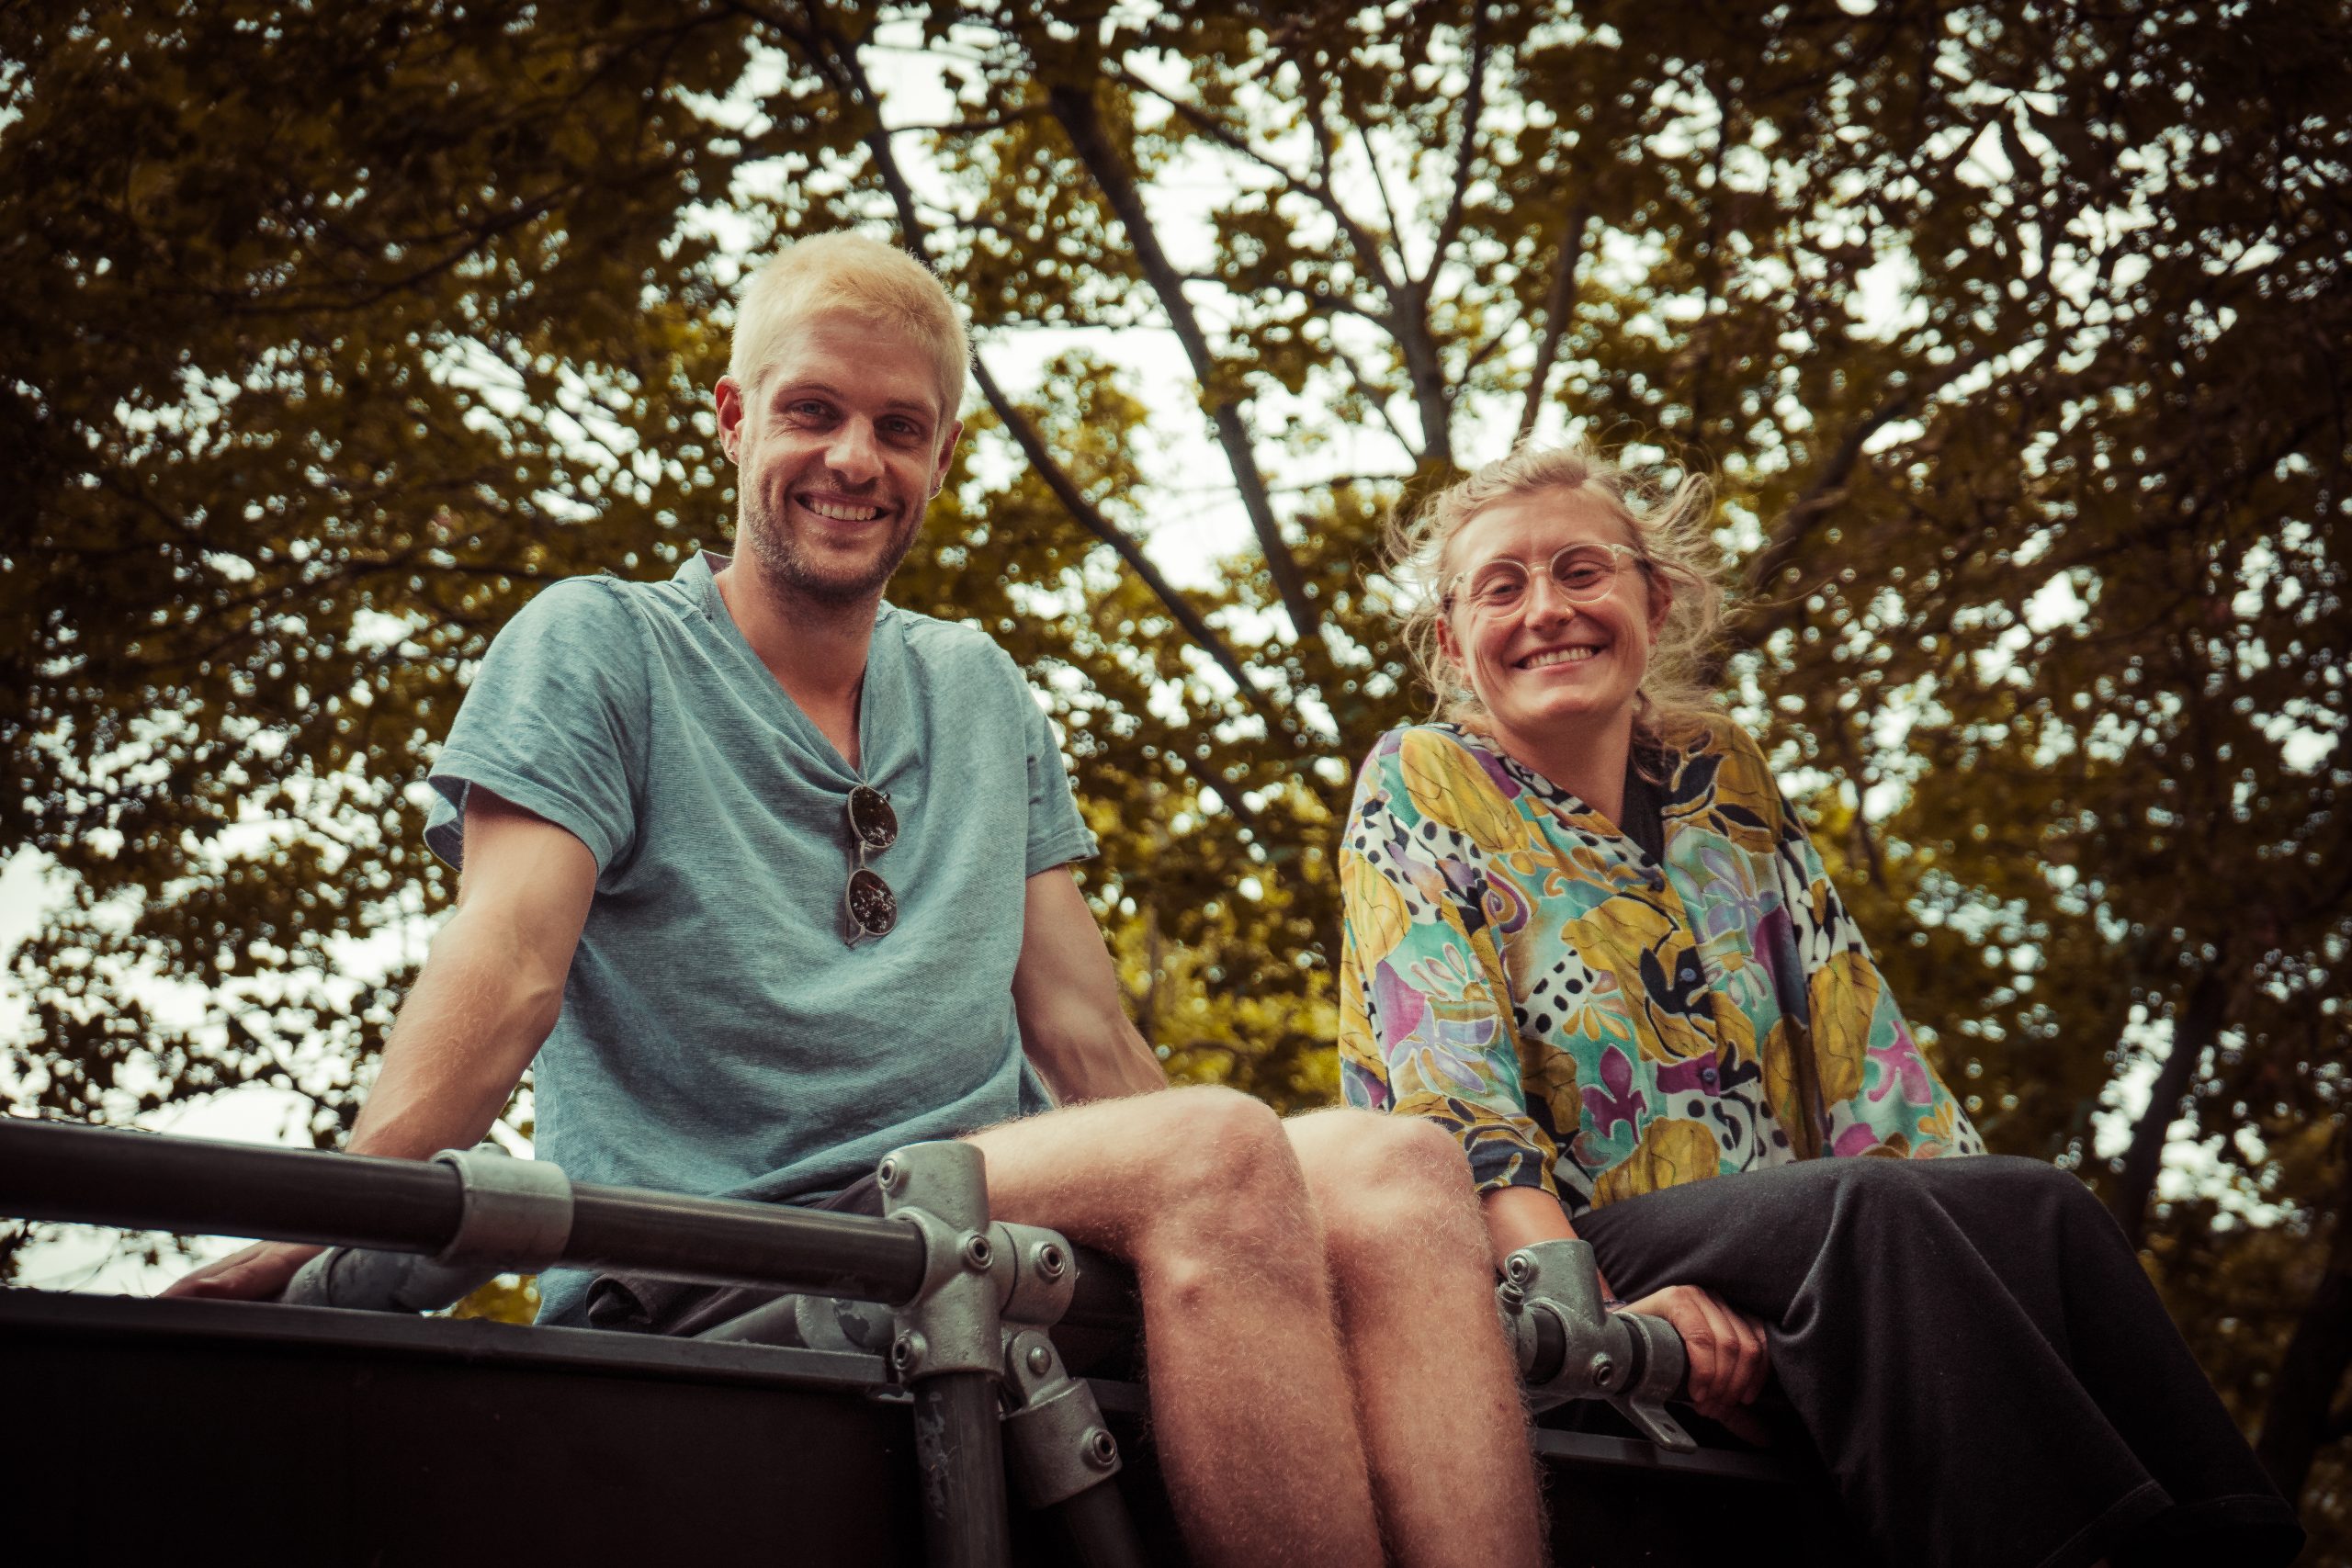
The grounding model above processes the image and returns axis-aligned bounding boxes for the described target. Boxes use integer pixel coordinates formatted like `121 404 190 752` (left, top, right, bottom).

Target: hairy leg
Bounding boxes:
1284 1110 1546 1568
968 1087 1383 1568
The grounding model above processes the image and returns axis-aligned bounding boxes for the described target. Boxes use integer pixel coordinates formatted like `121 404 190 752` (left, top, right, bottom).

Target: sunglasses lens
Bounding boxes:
846 866 898 937
847 785 898 852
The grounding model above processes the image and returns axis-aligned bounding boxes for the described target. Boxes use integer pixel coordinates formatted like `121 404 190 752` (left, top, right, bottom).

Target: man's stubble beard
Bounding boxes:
737 489 922 608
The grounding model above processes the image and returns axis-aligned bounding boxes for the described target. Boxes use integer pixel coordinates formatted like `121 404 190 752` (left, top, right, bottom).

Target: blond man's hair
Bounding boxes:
1385 442 1730 750
729 231 969 417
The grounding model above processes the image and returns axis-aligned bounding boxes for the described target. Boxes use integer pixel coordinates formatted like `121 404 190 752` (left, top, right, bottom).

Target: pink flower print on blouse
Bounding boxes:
1582 1044 1650 1142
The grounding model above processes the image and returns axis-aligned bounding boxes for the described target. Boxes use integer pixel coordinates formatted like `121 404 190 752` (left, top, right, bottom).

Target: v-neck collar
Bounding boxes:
679 550 922 787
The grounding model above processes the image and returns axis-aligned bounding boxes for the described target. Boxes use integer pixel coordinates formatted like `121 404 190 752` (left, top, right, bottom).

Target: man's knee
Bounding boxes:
1295 1111 1484 1270
1110 1085 1307 1226
1102 1087 1329 1303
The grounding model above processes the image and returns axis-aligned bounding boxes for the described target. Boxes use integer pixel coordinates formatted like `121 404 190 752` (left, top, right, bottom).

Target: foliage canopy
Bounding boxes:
6 0 2348 1543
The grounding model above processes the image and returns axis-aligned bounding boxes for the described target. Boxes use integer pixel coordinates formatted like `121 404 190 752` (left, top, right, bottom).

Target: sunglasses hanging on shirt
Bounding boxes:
842 784 899 946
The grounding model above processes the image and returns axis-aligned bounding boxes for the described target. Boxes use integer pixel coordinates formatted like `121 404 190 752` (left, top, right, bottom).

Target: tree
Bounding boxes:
7 0 2349 1545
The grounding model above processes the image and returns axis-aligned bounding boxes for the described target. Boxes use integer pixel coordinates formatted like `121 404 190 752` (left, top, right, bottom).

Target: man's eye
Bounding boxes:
1557 568 1606 592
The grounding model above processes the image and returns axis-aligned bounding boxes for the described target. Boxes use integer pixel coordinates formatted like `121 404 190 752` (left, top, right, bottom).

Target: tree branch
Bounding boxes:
2109 962 2229 1247
1045 77 1321 641
1358 123 1410 277
1516 205 1589 443
1422 2 1492 287
1112 63 1401 306
776 6 1283 748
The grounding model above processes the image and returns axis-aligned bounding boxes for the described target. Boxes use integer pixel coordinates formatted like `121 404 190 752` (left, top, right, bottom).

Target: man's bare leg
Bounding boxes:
968 1086 1383 1568
1284 1109 1546 1568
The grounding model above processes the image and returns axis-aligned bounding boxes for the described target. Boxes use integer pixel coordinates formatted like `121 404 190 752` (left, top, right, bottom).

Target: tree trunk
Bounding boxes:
2256 1162 2352 1503
2109 964 2227 1248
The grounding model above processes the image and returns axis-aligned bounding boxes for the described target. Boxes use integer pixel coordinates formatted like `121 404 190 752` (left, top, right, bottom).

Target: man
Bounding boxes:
168 232 1543 1568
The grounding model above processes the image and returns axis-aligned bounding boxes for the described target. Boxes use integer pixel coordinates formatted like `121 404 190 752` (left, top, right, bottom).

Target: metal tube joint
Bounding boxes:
1496 1237 1694 1452
428 1146 573 1274
1000 1327 1121 1509
879 1142 1004 1382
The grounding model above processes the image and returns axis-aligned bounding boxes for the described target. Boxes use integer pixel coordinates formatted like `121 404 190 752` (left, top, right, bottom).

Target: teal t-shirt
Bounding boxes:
424 552 1096 1325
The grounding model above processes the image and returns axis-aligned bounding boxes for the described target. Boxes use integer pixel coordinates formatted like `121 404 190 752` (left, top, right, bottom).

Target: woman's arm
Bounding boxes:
1485 1183 1770 1426
1343 733 1769 1423
1482 1184 1586 1269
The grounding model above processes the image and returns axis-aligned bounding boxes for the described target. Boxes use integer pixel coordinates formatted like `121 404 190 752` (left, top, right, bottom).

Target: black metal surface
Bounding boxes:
1049 1478 1152 1568
0 1117 937 1305
4 1289 928 1566
913 1371 1013 1568
1064 1243 1141 1332
0 1116 463 1252
3 1289 1859 1566
0 1288 890 1393
564 1180 928 1299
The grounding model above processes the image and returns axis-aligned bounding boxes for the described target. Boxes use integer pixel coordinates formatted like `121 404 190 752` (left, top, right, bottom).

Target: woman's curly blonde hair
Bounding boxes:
1384 442 1730 750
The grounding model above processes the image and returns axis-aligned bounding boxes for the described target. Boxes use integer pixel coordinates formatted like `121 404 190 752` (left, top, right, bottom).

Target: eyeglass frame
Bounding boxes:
842 784 899 947
1442 540 1650 615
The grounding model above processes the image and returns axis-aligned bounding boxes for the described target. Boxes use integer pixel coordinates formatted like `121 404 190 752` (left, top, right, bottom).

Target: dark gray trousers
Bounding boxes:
1576 1155 2302 1568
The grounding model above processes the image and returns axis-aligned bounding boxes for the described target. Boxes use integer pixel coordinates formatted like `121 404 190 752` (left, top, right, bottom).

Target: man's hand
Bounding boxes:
159 1239 322 1303
1621 1282 1770 1428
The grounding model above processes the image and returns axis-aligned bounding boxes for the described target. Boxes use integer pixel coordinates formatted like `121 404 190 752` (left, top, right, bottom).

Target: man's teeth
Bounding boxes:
802 498 887 522
1520 647 1600 670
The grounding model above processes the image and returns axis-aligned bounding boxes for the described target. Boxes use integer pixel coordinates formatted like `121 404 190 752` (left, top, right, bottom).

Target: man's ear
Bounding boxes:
715 376 747 463
1647 576 1675 641
930 417 965 498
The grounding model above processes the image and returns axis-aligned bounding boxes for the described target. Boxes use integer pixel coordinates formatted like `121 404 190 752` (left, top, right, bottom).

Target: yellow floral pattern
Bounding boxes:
1337 719 1981 1209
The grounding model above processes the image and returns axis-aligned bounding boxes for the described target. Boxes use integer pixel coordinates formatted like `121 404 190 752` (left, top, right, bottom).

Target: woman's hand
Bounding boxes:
1621 1282 1770 1426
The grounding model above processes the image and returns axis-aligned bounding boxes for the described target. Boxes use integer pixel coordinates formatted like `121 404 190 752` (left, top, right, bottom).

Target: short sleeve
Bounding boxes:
1020 686 1097 878
425 578 650 875
1336 731 1561 1195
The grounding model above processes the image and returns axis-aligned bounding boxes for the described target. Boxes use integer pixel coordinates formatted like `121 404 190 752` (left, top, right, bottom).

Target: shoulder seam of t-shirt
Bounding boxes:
432 575 656 874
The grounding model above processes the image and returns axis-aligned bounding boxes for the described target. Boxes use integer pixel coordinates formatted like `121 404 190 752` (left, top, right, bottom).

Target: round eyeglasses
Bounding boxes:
842 784 899 946
1446 541 1646 615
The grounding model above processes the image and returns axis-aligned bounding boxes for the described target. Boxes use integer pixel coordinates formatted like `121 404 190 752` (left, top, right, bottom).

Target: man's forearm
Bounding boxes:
1026 1017 1167 1106
344 906 564 1160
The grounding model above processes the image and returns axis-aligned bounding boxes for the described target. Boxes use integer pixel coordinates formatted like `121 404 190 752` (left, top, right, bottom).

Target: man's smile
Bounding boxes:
797 492 889 524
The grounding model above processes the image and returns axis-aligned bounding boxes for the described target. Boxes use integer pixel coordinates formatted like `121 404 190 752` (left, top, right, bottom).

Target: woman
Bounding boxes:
1337 443 2301 1568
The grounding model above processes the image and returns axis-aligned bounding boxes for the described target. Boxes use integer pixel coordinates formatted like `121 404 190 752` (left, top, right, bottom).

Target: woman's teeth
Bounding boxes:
1519 647 1599 670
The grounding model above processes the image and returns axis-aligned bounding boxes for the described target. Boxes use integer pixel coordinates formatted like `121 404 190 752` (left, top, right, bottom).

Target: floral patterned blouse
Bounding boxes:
1337 716 1982 1212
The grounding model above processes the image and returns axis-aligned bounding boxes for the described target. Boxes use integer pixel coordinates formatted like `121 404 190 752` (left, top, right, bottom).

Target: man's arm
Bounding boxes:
161 790 598 1300
1010 867 1168 1105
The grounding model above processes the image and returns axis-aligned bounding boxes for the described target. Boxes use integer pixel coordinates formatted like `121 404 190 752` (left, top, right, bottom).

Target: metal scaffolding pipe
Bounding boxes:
0 1118 463 1254
0 1118 929 1305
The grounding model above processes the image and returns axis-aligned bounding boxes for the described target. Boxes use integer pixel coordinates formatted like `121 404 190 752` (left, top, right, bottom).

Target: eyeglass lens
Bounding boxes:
1465 545 1626 608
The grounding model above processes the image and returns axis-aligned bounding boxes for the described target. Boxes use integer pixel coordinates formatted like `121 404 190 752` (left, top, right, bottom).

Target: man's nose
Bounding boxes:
824 418 885 484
